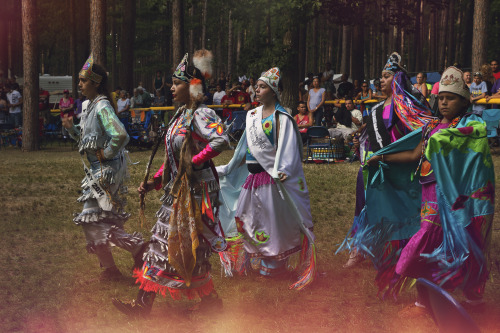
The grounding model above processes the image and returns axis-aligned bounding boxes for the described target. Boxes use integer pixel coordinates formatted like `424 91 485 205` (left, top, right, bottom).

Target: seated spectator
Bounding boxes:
328 98 362 141
372 79 386 99
59 89 74 139
130 88 140 108
413 72 429 98
337 74 354 99
294 101 312 145
39 87 50 122
221 81 251 121
153 89 165 107
470 72 488 116
212 84 226 117
463 71 472 88
153 70 165 96
430 70 443 96
111 86 121 111
246 79 256 102
352 79 361 98
0 91 8 128
204 89 213 105
480 63 494 94
490 60 500 81
137 87 151 108
355 80 373 118
117 90 131 132
74 92 86 122
486 75 500 108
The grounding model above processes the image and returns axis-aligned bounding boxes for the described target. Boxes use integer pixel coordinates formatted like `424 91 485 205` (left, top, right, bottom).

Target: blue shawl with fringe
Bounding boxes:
339 114 494 279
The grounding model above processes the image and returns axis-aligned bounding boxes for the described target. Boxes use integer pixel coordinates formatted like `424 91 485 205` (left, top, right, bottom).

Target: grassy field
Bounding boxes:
1 143 500 333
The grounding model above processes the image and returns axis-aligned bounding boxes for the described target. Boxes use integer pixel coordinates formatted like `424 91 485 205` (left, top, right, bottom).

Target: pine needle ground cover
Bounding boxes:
1 146 500 333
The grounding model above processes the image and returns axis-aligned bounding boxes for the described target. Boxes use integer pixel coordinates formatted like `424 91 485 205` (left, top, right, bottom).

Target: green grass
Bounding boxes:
1 144 500 332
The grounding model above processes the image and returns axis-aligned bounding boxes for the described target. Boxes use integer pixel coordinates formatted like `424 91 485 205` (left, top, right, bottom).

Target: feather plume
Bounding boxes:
189 78 204 101
193 49 213 79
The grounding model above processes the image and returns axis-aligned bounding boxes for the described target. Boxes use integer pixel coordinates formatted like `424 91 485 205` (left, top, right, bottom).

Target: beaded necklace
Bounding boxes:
414 116 461 175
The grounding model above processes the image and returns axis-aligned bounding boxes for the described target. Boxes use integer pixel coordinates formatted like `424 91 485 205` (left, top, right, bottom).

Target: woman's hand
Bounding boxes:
367 155 383 166
278 172 288 182
137 180 156 195
61 114 74 129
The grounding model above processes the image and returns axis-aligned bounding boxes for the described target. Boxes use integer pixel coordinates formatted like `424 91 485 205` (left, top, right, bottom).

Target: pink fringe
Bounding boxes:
242 171 275 189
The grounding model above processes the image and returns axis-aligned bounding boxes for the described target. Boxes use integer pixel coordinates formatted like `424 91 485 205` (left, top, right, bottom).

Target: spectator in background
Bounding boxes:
246 78 256 102
222 81 251 121
137 87 151 108
337 74 354 98
74 91 86 123
463 71 472 88
480 63 494 94
307 77 326 126
203 88 213 105
153 70 165 96
486 75 500 109
59 89 74 139
321 62 336 99
117 90 131 132
130 88 139 108
329 98 362 141
111 87 121 112
372 79 386 99
423 73 433 92
470 72 488 116
6 83 22 128
0 90 8 128
164 67 174 106
352 79 362 98
299 72 314 102
294 100 312 145
218 71 227 90
39 87 50 122
490 60 500 81
430 70 443 96
153 89 165 107
413 72 429 98
212 83 226 118
355 80 373 118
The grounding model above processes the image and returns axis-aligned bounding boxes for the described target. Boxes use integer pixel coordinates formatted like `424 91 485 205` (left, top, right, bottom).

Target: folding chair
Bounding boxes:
416 278 481 333
225 110 246 144
305 126 335 164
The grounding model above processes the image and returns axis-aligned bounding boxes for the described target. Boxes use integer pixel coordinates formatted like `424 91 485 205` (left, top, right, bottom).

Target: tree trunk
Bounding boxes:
266 0 271 46
311 16 318 73
351 24 364 82
446 0 455 68
69 0 77 97
188 4 194 56
414 0 422 71
90 0 106 66
336 26 342 73
110 0 117 89
340 25 351 75
472 0 488 72
298 22 306 81
281 28 300 110
120 0 135 94
201 0 207 49
227 9 233 75
0 19 8 76
172 0 184 68
21 0 39 151
236 27 242 64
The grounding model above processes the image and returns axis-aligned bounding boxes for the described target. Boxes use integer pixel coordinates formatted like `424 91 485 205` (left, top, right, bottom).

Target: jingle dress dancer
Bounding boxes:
217 68 316 289
62 55 145 280
113 50 229 316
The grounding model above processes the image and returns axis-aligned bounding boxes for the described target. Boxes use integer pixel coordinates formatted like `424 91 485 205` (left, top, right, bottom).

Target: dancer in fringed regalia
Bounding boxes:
217 68 316 290
62 55 146 280
112 50 229 316
366 66 494 307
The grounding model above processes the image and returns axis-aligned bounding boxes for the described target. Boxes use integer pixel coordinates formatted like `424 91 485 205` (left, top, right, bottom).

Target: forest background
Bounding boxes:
0 0 496 150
